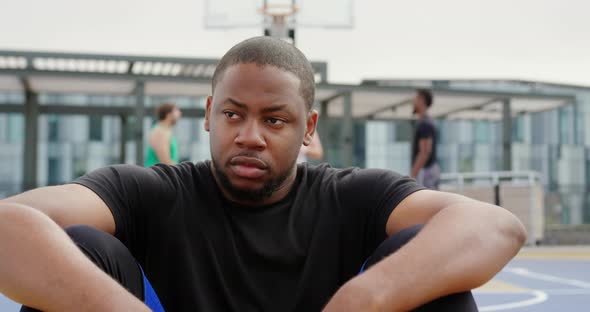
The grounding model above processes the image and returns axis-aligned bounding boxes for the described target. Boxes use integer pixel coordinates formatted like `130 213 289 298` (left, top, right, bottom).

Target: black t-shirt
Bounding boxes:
74 161 423 311
412 118 437 168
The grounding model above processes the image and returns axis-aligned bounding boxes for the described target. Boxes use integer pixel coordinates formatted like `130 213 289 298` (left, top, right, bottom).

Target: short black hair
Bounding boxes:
417 89 433 107
212 36 315 111
155 102 177 121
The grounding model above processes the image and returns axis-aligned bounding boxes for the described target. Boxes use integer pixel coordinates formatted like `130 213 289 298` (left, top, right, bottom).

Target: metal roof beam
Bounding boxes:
364 98 413 119
437 97 505 118
38 105 134 116
0 68 214 84
0 71 576 105
0 103 24 113
0 50 326 70
318 91 350 105
0 104 206 117
317 83 575 101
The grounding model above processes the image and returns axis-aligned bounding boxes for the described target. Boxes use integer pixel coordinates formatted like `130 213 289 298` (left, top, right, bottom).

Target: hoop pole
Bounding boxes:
259 2 298 44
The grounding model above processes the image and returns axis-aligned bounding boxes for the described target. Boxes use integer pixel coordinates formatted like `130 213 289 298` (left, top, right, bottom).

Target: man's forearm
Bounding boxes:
361 203 526 311
411 152 429 177
0 203 149 312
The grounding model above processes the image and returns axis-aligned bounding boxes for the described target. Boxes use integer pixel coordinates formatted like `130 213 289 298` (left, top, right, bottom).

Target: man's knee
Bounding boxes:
363 224 478 311
65 225 124 261
21 225 144 312
387 224 423 248
364 224 423 270
64 224 137 272
63 225 144 300
65 224 109 244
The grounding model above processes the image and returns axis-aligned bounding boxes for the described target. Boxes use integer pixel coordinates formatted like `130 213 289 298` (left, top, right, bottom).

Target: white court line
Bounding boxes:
475 290 527 294
479 290 548 311
476 288 590 295
543 288 590 295
478 267 590 310
505 267 590 288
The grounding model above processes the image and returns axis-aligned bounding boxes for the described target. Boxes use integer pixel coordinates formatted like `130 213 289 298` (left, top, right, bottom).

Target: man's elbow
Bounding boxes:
512 214 528 247
495 208 527 250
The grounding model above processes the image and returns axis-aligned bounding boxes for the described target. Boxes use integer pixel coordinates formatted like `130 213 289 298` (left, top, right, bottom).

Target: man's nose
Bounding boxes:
234 120 266 150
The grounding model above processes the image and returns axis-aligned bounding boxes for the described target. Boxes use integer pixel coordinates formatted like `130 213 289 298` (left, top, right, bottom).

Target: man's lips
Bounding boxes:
229 156 268 179
230 156 268 169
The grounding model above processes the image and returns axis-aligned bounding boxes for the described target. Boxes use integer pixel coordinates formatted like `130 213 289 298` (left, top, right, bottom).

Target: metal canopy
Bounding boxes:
28 77 136 95
0 50 582 184
0 49 327 83
314 83 574 121
0 50 576 121
144 81 211 97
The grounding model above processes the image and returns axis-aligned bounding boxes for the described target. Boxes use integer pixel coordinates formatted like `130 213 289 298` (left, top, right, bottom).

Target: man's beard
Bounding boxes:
212 157 295 202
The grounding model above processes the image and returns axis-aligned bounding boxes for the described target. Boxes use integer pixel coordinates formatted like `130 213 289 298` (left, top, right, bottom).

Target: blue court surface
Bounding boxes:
1 247 589 311
473 247 590 312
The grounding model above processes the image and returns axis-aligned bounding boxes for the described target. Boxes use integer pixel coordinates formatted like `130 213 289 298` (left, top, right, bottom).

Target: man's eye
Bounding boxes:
224 112 239 119
266 118 285 126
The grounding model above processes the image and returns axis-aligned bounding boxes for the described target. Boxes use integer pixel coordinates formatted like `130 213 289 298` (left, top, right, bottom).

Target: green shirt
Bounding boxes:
145 131 179 167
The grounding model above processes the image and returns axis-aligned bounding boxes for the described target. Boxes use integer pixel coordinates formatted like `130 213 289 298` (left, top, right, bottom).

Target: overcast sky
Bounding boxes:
2 0 590 86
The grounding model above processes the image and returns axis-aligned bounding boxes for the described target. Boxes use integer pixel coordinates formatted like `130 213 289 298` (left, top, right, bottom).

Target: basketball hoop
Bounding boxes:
259 3 298 41
259 3 298 17
204 0 355 42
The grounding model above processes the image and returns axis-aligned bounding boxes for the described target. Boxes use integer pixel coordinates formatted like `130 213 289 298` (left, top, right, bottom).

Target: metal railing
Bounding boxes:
440 171 544 245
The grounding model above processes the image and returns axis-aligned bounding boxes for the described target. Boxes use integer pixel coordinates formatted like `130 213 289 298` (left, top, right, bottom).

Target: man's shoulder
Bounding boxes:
415 118 436 137
417 117 435 127
301 162 353 179
99 161 210 189
302 163 404 186
151 161 210 182
137 161 214 199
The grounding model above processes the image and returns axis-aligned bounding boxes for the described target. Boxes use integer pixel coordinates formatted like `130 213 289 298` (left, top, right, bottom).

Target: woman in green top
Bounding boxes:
145 103 182 167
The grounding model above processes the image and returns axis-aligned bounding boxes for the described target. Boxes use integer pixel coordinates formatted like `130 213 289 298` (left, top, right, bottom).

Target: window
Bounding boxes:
48 115 60 142
6 114 24 143
395 120 413 142
474 121 490 144
48 158 61 185
559 107 573 145
353 122 366 167
88 116 103 141
512 115 524 143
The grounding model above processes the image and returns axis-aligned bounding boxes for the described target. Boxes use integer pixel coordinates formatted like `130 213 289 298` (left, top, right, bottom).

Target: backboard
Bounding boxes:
204 0 354 29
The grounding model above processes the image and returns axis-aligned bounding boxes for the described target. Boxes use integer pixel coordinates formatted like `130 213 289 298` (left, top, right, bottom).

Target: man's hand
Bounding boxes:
411 137 432 178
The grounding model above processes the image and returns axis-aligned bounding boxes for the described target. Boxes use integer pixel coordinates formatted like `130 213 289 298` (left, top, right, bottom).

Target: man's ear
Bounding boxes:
204 96 212 132
303 109 319 146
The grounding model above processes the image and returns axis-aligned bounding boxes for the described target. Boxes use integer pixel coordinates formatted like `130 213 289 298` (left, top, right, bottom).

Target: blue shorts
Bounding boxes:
141 267 165 312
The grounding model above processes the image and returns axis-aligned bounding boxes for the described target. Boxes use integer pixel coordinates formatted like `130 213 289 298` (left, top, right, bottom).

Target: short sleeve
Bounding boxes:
338 168 425 253
73 164 177 257
416 122 435 140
